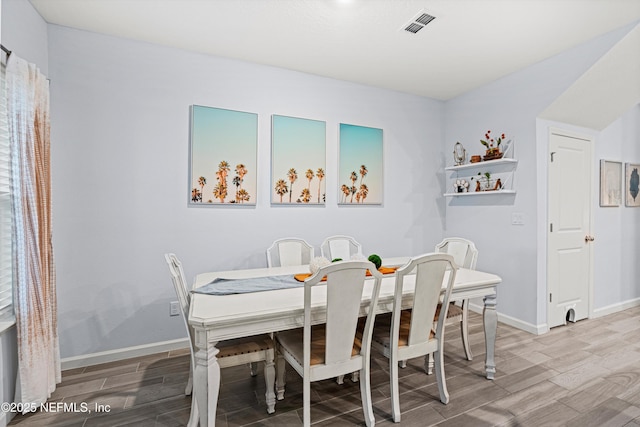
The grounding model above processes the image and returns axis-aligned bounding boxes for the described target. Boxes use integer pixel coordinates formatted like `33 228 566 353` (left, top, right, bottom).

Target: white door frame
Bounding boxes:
546 127 595 328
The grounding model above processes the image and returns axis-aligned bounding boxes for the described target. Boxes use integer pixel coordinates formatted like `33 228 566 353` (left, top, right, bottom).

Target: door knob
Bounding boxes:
584 235 595 242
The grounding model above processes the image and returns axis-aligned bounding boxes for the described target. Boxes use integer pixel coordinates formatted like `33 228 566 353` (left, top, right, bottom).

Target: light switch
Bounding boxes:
512 212 524 225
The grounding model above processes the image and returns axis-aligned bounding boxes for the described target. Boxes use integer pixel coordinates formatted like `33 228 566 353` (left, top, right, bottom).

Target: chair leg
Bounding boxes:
359 367 375 427
264 354 276 414
185 362 193 396
187 389 199 427
389 356 401 423
399 360 407 368
303 377 311 427
351 371 360 382
425 353 434 375
336 375 345 384
275 350 286 400
460 300 473 361
249 362 258 377
434 349 449 404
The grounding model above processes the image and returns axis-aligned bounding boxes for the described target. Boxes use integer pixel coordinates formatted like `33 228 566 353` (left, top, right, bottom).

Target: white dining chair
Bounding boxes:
274 260 383 427
164 253 278 420
266 237 314 267
435 237 478 362
320 235 363 261
369 253 457 422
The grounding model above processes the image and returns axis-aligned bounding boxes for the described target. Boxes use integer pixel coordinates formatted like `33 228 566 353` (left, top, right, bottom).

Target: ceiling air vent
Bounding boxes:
402 11 436 34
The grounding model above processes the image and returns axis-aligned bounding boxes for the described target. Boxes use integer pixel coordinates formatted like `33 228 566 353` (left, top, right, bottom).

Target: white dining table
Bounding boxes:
188 257 501 427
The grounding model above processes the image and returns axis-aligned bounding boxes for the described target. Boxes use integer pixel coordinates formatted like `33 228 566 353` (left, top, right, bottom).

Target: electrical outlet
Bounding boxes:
170 301 180 317
511 212 525 225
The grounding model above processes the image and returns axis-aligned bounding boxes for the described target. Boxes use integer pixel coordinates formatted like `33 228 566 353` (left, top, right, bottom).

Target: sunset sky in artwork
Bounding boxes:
271 115 326 204
339 123 383 204
190 105 257 204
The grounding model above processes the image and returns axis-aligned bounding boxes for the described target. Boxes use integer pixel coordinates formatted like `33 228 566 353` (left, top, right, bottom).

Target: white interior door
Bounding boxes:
548 129 593 329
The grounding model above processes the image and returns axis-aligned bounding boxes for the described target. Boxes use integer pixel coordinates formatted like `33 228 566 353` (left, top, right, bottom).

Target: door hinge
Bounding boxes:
549 293 552 303
550 223 553 232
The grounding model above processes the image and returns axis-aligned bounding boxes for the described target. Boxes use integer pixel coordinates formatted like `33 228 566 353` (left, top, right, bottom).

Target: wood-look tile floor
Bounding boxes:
9 306 640 426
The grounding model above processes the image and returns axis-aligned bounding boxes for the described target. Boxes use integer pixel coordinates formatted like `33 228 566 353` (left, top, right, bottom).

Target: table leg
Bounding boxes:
483 293 497 380
194 333 221 427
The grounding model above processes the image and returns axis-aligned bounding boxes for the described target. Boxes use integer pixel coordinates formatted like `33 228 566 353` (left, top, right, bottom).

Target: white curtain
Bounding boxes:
6 54 60 408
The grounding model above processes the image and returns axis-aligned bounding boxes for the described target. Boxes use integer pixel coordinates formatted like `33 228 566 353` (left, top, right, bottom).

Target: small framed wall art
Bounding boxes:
599 159 622 207
338 123 383 205
189 105 258 205
625 162 640 207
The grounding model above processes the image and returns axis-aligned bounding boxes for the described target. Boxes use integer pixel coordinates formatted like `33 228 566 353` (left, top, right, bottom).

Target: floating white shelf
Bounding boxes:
444 151 518 198
444 189 516 197
445 158 518 172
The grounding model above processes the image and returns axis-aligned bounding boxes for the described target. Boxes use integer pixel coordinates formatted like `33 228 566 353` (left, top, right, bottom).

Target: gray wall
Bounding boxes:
593 105 640 310
2 0 639 363
443 23 639 329
46 25 444 358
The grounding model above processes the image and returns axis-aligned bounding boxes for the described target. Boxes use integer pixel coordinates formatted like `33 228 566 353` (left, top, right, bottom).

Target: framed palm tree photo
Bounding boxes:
625 162 640 207
271 115 326 205
338 123 383 205
189 105 258 206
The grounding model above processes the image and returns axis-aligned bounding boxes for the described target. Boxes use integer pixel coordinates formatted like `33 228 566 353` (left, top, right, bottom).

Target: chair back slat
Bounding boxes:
325 267 368 364
407 259 449 345
393 253 457 348
304 260 381 367
165 253 191 318
435 238 478 269
267 238 314 267
164 253 196 355
320 235 363 261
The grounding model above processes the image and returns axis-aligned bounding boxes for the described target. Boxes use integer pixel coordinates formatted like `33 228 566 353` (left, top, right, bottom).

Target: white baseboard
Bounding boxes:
592 297 640 318
469 297 640 336
62 298 640 371
61 338 190 370
468 303 547 335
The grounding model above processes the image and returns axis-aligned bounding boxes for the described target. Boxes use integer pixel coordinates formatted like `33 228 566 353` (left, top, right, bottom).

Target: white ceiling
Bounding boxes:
29 0 640 100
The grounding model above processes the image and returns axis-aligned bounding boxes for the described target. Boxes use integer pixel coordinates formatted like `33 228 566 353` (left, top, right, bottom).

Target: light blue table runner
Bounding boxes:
193 274 303 295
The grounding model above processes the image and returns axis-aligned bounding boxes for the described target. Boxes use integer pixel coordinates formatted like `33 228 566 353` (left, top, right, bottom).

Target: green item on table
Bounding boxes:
368 254 382 270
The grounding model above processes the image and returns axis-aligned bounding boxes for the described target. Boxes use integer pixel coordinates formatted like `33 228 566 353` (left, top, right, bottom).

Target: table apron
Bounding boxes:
191 286 496 342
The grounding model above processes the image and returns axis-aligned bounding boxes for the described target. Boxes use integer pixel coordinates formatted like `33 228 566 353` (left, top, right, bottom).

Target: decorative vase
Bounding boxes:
483 148 503 161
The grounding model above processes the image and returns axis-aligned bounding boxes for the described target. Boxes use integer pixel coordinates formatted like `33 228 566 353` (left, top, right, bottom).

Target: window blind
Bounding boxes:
0 60 14 325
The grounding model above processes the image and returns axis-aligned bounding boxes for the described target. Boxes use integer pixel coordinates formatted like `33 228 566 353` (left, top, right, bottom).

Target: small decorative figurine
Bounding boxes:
454 179 469 193
453 142 466 166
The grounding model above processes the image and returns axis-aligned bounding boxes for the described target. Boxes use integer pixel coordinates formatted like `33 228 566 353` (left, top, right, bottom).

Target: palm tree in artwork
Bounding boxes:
191 188 202 202
300 188 311 203
358 183 369 203
237 189 250 204
214 161 230 203
350 171 358 203
287 168 298 203
232 176 241 202
341 184 350 203
213 183 227 203
198 176 206 202
359 164 368 186
305 169 314 199
218 161 230 184
275 179 288 203
235 163 247 181
235 164 247 190
316 168 325 204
